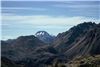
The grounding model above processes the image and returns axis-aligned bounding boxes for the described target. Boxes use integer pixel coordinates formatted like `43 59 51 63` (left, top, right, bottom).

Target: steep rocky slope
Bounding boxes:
65 23 100 59
53 22 96 53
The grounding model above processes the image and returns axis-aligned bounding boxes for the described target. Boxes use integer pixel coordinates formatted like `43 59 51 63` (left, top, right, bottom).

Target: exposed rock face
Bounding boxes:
53 22 96 53
65 24 100 59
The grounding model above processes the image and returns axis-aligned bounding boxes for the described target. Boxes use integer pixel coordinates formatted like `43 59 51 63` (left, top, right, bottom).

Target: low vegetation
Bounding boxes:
68 55 100 67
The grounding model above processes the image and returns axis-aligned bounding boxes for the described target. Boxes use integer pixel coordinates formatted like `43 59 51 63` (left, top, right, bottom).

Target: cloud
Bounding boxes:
52 1 100 9
2 0 98 1
2 7 46 11
2 14 99 26
1 35 16 40
2 13 100 40
53 4 100 8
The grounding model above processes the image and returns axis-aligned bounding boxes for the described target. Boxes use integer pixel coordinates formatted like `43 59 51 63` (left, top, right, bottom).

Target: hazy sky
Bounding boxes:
1 1 100 40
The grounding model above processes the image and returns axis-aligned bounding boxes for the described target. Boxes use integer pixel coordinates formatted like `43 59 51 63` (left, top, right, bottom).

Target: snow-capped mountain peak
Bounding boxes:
35 31 55 44
35 31 45 36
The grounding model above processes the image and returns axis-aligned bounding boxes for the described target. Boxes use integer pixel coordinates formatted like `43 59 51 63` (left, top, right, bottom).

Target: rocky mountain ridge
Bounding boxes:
1 22 100 67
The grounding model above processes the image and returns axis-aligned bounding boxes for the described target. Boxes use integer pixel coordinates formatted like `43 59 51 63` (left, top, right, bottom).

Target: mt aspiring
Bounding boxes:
35 31 55 44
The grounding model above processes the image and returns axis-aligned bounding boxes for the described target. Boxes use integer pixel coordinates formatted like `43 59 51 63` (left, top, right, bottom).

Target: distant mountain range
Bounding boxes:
1 22 100 67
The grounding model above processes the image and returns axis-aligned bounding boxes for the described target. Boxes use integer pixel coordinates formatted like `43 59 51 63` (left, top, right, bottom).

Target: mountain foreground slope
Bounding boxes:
65 23 100 59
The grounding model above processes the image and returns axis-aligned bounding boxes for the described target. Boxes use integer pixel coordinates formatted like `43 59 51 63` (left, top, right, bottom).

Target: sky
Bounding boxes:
1 1 100 40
